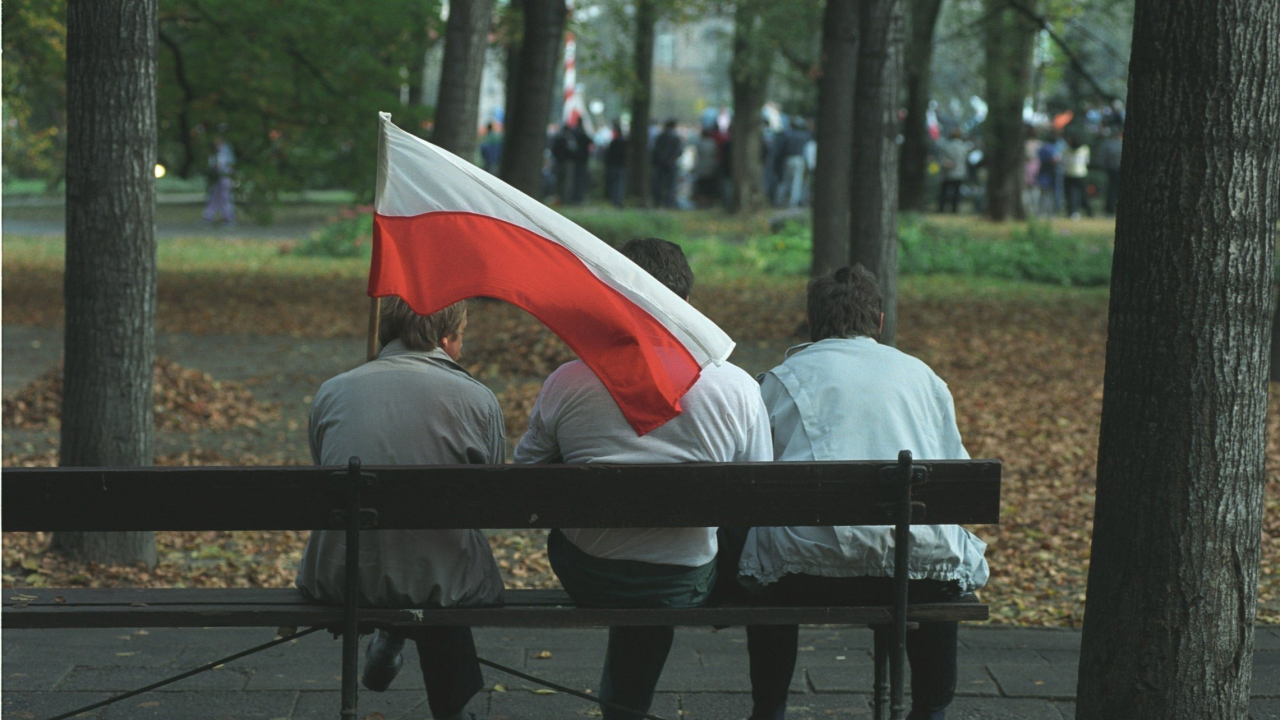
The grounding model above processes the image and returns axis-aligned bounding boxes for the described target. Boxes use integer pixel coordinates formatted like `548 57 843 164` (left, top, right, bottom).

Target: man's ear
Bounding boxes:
879 313 885 336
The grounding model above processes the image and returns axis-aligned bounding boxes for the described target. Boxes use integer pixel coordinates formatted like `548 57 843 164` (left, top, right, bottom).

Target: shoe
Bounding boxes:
361 630 405 692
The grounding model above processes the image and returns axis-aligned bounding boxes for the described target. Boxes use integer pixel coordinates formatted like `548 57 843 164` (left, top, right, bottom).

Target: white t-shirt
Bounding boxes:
514 359 773 566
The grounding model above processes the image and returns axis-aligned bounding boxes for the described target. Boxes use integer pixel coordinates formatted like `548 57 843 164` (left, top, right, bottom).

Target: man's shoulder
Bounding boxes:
321 353 499 408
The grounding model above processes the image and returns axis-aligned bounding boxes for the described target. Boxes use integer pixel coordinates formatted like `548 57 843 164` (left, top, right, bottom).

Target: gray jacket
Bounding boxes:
295 340 506 608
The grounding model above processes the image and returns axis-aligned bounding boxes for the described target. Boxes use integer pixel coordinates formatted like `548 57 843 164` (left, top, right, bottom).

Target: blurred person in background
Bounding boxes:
203 135 236 226
1062 135 1092 219
936 129 970 214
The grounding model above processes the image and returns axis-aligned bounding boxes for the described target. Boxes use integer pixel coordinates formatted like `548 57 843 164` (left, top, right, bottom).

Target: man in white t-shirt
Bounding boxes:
515 238 772 720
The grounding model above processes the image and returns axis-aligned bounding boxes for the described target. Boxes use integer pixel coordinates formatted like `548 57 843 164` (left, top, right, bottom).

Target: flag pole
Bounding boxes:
366 297 381 361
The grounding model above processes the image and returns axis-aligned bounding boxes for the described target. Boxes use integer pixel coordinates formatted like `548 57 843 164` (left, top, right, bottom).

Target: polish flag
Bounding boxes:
369 113 734 435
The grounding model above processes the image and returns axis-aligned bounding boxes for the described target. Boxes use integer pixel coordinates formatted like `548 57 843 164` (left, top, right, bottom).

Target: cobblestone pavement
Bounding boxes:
4 625 1278 720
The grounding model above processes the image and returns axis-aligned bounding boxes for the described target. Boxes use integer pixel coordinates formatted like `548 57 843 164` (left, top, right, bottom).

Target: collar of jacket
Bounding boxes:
376 339 470 375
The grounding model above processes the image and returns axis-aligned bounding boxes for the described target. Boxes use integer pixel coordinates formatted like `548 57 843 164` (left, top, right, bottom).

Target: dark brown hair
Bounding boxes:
807 265 882 342
620 237 694 299
378 296 467 352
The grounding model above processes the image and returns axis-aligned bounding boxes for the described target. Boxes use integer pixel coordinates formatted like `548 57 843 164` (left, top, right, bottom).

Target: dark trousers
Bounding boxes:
716 529 960 720
393 626 484 718
1065 176 1092 217
1105 169 1120 215
606 165 626 207
652 165 677 208
937 179 962 213
548 529 716 720
573 160 591 204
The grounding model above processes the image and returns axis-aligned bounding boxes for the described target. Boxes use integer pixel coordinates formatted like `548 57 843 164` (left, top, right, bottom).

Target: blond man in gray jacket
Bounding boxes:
296 297 503 720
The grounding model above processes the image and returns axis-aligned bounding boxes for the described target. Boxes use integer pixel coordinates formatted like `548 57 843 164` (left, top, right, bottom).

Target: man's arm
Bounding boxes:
759 372 808 462
738 390 775 462
934 378 970 460
487 396 507 464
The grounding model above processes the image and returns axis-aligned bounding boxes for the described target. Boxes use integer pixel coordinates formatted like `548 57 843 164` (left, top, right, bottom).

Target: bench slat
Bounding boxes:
2 588 988 629
2 460 1001 532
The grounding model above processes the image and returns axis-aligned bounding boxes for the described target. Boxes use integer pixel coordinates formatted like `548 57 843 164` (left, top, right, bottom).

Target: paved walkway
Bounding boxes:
4 625 1278 719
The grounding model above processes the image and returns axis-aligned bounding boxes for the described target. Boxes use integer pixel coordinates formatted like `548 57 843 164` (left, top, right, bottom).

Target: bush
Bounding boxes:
899 217 1112 286
561 209 681 247
294 209 373 258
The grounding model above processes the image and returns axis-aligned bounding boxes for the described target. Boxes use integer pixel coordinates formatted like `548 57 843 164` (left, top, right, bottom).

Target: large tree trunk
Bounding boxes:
728 0 771 214
981 0 1038 221
1076 1 1279 717
896 0 943 213
499 0 566 197
433 0 495 162
624 0 656 207
53 0 159 569
1271 294 1280 381
848 0 905 345
811 0 860 276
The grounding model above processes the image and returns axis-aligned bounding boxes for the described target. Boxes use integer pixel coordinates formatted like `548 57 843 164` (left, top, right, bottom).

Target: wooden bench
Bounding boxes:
3 453 1000 720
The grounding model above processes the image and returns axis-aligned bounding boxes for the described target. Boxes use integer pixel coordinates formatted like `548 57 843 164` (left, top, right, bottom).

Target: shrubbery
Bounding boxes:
294 209 373 258
898 217 1113 286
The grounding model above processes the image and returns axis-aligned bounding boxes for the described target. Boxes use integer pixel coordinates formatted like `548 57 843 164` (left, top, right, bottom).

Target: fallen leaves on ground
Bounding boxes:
2 358 279 432
497 382 544 441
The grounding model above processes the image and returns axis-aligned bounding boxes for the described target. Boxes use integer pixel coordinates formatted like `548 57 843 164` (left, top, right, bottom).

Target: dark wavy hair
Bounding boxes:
807 265 882 342
620 237 694 300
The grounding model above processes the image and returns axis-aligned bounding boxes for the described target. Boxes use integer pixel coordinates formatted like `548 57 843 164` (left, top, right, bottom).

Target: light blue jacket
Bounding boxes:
738 337 990 593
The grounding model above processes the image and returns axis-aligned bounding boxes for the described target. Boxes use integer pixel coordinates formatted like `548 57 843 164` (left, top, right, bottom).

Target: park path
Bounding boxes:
2 196 333 240
4 625 1278 720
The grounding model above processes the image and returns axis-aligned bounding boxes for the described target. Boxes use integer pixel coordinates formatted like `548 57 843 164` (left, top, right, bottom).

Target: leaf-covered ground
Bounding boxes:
3 274 1277 625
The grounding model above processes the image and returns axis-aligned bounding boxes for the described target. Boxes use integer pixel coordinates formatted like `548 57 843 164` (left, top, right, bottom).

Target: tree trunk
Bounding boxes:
503 0 524 103
499 0 566 197
981 0 1037 221
896 0 943 213
728 0 771 215
54 0 159 569
848 0 905 345
625 0 657 207
1271 293 1280 381
1076 1 1279 717
811 0 860 276
433 0 495 162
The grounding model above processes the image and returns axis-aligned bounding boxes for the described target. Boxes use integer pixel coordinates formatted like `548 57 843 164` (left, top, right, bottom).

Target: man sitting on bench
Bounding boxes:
514 238 773 720
295 297 505 720
721 265 989 720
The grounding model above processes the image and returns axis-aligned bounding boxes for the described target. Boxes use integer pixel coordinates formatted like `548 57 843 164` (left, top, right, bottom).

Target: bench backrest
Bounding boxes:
2 459 1000 532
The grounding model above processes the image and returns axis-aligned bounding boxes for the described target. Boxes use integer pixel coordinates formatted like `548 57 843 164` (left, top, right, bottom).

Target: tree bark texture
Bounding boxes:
499 0 566 197
1271 294 1280 381
848 0 905 345
981 0 1037 221
811 0 860 276
1076 1 1279 718
55 0 160 569
503 0 524 105
896 0 943 213
625 0 657 207
433 0 495 162
728 0 772 215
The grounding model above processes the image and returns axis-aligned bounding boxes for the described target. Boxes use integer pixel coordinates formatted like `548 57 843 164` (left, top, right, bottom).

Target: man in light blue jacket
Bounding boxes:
722 265 988 720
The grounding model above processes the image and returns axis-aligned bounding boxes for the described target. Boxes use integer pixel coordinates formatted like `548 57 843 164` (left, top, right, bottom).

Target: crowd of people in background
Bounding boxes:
465 99 1124 219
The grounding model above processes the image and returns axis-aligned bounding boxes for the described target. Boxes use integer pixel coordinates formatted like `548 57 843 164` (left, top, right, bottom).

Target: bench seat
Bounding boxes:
3 587 988 630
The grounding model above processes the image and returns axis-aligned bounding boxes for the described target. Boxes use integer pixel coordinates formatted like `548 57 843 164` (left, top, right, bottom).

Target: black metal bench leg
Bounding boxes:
873 625 890 720
889 450 914 720
341 457 364 720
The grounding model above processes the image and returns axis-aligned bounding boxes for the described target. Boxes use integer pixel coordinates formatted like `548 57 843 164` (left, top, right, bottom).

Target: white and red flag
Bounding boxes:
369 113 734 435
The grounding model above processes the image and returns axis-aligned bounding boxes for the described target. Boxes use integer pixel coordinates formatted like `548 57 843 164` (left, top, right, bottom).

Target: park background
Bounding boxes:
1 0 1277 633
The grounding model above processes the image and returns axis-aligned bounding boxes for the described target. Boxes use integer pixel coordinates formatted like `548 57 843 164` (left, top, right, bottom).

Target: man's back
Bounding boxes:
297 340 506 608
514 359 771 566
